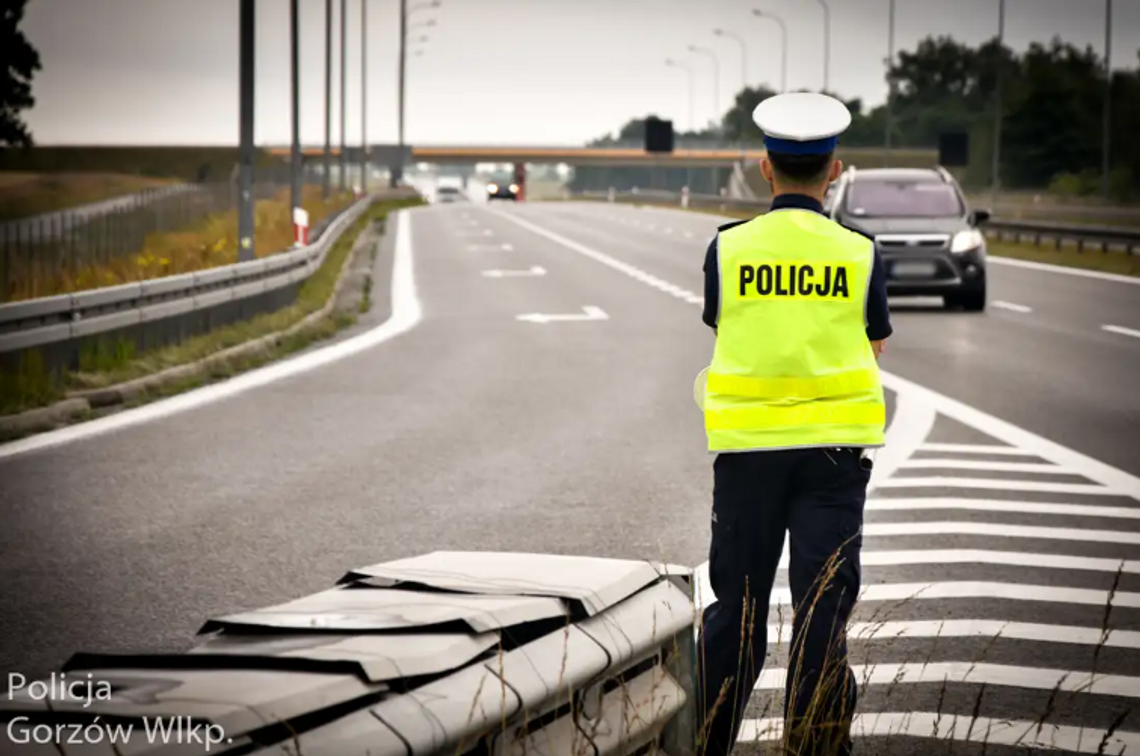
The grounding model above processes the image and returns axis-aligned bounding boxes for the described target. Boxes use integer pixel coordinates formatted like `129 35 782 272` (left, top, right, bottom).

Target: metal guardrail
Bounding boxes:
0 195 376 355
0 551 698 756
584 189 1140 254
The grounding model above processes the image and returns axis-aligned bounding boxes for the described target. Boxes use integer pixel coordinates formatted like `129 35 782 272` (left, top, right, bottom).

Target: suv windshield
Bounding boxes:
844 179 963 218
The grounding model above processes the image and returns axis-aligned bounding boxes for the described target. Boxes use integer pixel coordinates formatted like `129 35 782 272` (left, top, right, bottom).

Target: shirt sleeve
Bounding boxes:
865 248 893 340
702 236 719 329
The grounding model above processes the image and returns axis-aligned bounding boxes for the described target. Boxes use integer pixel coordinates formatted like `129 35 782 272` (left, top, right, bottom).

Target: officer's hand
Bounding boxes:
871 339 886 360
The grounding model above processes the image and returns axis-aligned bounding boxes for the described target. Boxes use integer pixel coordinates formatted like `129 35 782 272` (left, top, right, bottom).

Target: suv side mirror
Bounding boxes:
971 208 992 226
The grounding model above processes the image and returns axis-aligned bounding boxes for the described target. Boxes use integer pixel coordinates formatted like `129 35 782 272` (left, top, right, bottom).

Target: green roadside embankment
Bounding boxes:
0 195 423 440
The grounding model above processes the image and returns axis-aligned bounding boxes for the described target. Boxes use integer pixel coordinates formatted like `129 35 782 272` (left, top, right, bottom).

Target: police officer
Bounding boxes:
696 92 892 756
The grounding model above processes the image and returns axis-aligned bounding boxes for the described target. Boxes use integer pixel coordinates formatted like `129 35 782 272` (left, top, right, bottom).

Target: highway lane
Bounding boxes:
477 202 1140 747
2 199 1139 752
0 202 718 680
529 201 1140 476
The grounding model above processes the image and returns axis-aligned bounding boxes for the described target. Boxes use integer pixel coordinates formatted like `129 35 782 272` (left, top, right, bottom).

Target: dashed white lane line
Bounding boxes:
993 300 1033 313
1104 324 1140 340
0 209 424 462
740 712 1140 752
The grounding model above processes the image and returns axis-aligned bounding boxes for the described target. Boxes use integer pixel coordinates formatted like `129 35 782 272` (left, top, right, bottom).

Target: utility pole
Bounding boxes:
885 0 895 153
323 0 333 199
290 0 301 216
817 0 831 92
1102 0 1113 199
238 0 255 262
990 0 1005 199
339 0 347 193
393 0 407 187
361 0 368 194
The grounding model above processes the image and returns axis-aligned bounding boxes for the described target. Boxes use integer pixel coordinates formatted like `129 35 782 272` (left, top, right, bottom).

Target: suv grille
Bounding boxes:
874 234 951 251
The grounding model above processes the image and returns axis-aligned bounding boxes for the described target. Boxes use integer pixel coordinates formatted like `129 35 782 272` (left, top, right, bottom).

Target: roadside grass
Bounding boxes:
0 197 420 420
6 185 358 302
0 171 178 221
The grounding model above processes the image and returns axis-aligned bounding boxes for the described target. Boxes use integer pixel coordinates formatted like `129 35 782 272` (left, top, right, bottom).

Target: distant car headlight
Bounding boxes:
487 183 498 193
950 229 984 253
509 183 519 193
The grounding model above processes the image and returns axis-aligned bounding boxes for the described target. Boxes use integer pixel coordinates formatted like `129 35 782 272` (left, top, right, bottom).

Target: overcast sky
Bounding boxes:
20 0 1140 147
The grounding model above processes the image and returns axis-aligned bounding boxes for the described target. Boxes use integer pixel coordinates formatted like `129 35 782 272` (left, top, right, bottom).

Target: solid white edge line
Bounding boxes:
0 209 424 463
755 662 1140 697
992 300 1033 313
1104 324 1140 339
738 713 1140 752
986 254 1140 286
868 385 937 494
762 619 1140 648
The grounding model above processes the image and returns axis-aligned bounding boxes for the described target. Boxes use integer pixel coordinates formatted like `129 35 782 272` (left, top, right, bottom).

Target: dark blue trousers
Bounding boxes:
696 447 870 756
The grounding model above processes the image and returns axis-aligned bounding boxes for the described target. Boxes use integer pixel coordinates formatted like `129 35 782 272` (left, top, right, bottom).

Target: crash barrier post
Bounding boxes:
1 552 700 756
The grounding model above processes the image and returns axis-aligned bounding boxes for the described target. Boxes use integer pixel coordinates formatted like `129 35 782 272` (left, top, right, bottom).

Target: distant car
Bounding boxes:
436 186 463 203
486 180 519 201
828 166 991 312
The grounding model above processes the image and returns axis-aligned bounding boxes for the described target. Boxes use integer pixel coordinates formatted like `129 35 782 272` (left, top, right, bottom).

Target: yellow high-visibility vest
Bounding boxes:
704 209 886 452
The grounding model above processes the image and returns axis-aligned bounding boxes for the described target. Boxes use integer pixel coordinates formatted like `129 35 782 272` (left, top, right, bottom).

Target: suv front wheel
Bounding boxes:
944 287 986 312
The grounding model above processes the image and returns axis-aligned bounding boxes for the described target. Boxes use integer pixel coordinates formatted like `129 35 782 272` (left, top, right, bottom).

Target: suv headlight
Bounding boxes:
950 229 984 253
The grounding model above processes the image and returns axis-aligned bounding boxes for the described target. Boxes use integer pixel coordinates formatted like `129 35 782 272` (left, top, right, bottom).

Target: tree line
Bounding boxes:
574 35 1140 201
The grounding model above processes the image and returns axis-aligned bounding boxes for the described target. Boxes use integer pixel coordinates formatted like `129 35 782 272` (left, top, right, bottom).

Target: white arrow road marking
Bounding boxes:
467 243 514 252
740 712 1140 751
993 300 1033 313
516 306 608 324
1104 324 1140 340
482 266 546 278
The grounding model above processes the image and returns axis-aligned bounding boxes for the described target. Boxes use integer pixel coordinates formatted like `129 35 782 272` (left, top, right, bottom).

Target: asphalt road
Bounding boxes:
2 198 1139 753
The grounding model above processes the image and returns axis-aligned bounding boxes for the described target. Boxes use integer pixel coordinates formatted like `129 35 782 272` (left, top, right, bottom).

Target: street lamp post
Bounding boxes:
290 0 301 217
394 0 440 188
665 58 696 133
751 10 787 93
238 0 255 261
323 0 333 199
339 0 347 192
713 29 748 93
1102 0 1113 199
361 0 368 195
688 45 721 129
816 0 831 92
885 0 896 152
991 0 1005 198
666 58 696 189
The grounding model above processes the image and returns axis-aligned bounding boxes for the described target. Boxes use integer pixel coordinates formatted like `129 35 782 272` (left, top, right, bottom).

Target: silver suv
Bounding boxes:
825 166 991 312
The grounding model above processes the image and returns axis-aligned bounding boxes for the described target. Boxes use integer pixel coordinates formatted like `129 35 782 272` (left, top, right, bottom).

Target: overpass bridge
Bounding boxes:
267 144 936 169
